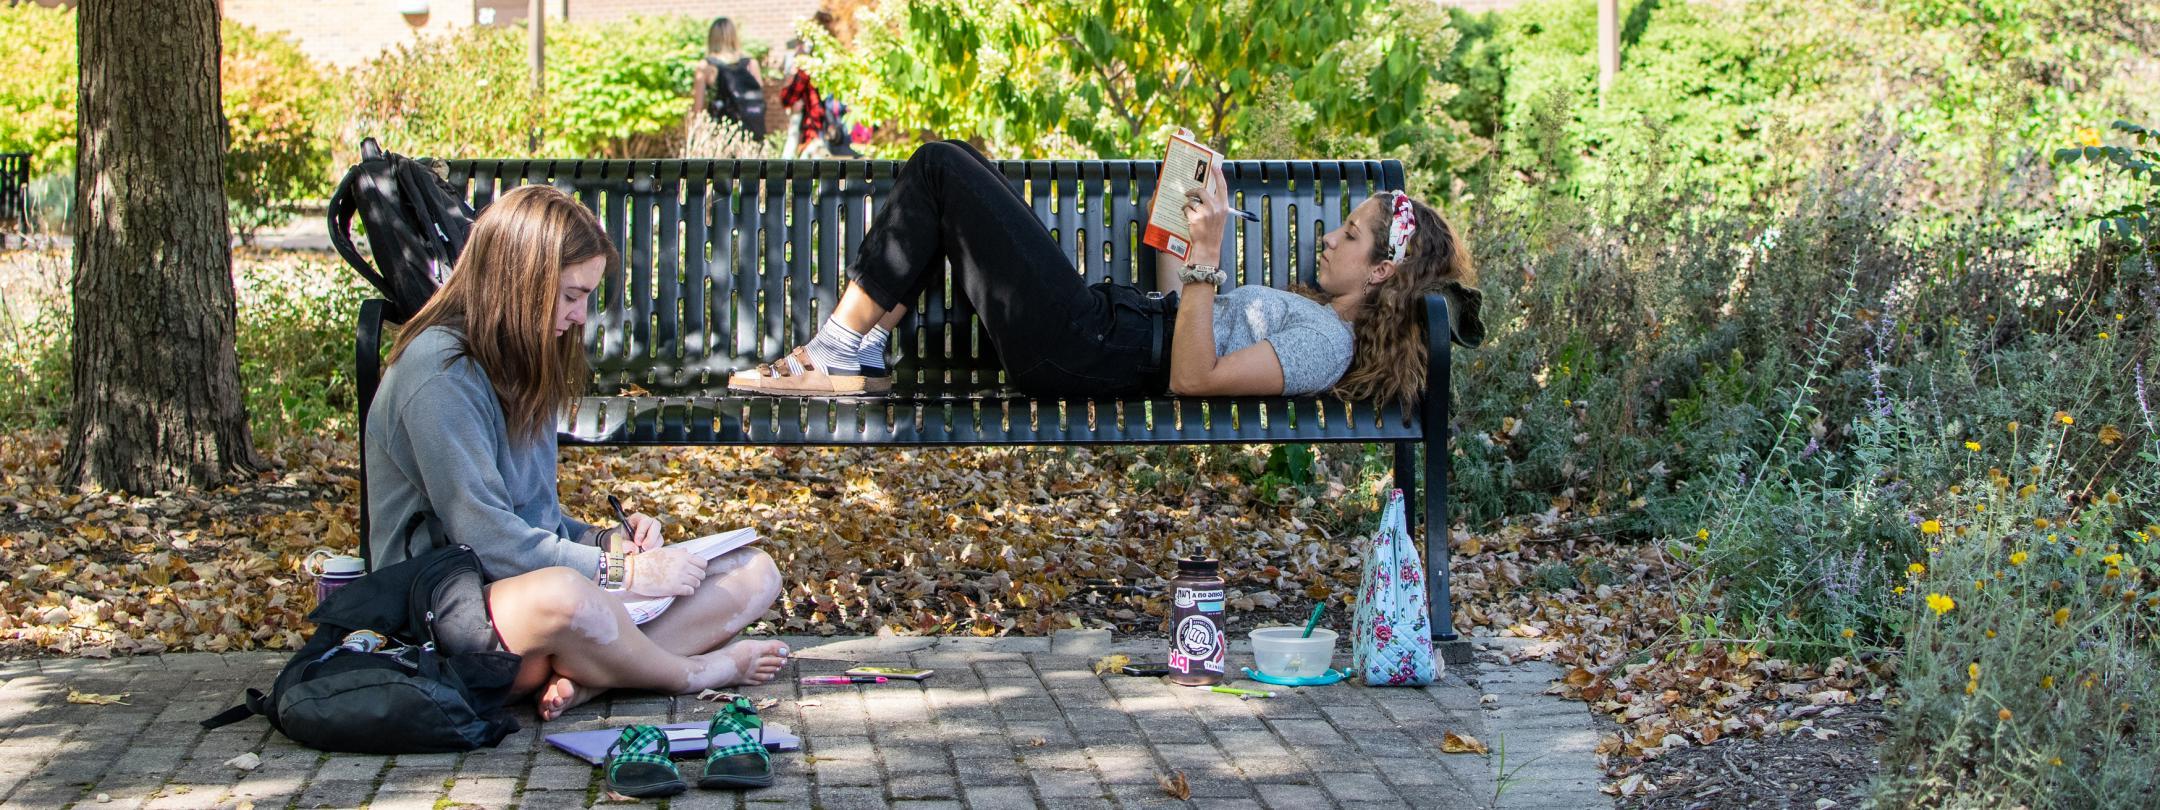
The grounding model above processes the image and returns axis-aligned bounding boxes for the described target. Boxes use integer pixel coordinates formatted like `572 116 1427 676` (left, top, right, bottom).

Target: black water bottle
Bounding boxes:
1167 556 1227 686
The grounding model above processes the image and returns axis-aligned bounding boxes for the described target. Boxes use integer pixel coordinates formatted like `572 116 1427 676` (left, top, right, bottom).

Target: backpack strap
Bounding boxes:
200 688 273 731
328 159 391 303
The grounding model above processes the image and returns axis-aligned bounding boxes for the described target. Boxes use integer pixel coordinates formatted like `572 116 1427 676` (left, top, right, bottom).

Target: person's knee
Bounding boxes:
499 566 605 641
738 548 783 606
912 140 968 167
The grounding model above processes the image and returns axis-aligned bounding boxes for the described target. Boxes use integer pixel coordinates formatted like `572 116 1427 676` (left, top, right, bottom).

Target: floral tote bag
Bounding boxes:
1350 489 1439 686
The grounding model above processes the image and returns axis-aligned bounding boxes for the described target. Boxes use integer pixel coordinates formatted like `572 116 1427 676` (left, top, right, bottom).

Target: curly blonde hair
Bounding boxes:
1330 194 1480 412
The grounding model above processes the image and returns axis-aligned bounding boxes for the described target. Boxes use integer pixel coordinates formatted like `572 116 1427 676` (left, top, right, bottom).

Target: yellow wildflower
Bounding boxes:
2107 568 2122 579
2104 491 2121 505
2098 426 2124 446
1894 585 1907 595
1968 662 1980 680
2042 675 2055 689
2034 518 2051 530
1974 579 1985 591
1986 628 1997 638
1950 485 1964 495
2006 421 2019 434
1927 593 1956 615
2018 483 2036 499
2051 756 2064 767
1921 520 1943 535
2010 551 2029 565
1909 562 1926 576
1841 628 1856 639
1964 681 1977 695
1975 504 1986 513
2099 331 2110 340
1964 441 1981 452
1696 528 1709 541
1956 526 1970 537
2103 554 2123 567
2052 606 2070 627
2057 411 2075 425
2077 127 2102 146
1998 708 2013 721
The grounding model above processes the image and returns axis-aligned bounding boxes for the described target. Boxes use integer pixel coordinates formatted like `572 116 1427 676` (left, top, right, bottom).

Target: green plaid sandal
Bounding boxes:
603 724 687 798
698 695 774 789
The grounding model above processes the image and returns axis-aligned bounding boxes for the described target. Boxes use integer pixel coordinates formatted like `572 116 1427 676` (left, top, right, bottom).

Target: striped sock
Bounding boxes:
803 319 864 376
858 325 891 373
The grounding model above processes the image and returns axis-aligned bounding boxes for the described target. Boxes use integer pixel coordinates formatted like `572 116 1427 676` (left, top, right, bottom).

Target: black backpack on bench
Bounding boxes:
202 544 523 754
328 138 476 324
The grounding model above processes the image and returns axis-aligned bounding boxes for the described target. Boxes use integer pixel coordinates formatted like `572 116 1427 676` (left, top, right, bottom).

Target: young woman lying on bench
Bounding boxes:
365 185 790 721
726 139 1484 407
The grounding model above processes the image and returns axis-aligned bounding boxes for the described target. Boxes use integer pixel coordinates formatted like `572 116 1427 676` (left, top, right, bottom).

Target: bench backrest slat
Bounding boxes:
442 158 1404 397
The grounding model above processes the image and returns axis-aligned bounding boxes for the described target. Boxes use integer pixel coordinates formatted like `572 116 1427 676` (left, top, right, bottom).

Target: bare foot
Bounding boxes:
691 638 790 690
537 673 601 721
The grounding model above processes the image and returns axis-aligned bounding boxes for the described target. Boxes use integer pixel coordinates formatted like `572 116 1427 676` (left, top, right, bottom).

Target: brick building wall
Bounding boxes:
197 0 820 68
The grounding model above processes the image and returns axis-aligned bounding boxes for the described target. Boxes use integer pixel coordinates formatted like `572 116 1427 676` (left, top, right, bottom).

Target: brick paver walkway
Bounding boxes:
0 632 1606 809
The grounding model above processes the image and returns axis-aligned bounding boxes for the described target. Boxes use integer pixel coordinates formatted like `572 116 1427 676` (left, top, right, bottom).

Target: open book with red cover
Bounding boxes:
1141 130 1225 260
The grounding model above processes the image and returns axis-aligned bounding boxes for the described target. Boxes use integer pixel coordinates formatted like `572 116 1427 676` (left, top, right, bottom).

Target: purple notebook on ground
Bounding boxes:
544 721 801 765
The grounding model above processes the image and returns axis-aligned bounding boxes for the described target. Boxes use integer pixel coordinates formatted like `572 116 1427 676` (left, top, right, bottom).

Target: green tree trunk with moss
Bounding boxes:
64 0 263 492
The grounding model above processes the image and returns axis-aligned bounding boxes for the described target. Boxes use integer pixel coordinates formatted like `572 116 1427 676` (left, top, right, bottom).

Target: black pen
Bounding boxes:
607 494 630 543
1232 208 1260 222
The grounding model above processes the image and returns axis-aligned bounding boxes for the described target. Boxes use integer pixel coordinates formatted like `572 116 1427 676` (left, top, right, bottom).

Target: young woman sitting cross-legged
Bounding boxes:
367 185 790 721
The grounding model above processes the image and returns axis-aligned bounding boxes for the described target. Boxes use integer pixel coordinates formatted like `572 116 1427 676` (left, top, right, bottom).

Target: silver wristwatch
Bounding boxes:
1179 262 1224 286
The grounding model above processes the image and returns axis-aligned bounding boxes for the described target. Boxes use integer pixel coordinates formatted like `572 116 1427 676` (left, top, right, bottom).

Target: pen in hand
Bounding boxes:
607 494 631 550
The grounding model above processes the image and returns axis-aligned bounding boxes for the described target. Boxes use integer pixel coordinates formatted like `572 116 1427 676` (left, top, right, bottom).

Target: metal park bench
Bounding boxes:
353 157 1476 663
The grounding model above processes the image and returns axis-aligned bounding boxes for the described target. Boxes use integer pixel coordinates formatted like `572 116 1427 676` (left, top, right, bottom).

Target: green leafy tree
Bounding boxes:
813 0 1470 173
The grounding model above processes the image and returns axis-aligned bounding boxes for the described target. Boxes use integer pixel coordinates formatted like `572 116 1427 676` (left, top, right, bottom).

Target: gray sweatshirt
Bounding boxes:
1211 286 1355 395
364 325 601 576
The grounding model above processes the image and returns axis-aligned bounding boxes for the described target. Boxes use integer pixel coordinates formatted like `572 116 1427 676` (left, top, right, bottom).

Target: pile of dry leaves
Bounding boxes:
0 429 1893 799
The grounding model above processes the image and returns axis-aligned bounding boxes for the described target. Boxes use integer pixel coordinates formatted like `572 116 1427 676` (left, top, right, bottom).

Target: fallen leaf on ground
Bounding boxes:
224 752 261 771
1159 770 1191 800
66 690 129 705
1092 654 1130 675
1441 732 1489 755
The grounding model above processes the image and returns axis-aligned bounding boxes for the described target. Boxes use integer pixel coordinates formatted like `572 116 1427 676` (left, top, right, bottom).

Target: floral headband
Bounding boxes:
1387 191 1417 263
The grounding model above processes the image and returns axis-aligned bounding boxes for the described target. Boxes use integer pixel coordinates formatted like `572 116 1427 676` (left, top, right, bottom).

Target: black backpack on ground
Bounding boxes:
706 56 767 141
201 544 523 754
328 138 477 324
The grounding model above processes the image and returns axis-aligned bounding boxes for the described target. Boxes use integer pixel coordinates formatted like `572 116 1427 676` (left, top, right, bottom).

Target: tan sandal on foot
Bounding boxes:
727 347 869 396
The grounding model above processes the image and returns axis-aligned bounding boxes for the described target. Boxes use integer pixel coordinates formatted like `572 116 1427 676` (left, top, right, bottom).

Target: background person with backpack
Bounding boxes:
689 17 765 145
365 185 791 721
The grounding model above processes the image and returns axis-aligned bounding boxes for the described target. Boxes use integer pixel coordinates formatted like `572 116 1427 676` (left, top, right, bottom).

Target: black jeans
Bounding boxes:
850 141 1176 397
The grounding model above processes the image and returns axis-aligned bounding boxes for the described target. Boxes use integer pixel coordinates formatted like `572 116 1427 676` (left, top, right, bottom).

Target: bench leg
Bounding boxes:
1398 441 1471 667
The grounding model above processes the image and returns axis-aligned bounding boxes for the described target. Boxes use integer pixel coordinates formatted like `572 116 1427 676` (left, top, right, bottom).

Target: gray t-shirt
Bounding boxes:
1210 286 1355 395
363 325 600 576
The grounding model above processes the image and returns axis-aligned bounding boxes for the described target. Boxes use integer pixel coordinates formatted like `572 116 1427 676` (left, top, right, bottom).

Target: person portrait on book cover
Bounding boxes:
726 137 1486 412
365 185 791 721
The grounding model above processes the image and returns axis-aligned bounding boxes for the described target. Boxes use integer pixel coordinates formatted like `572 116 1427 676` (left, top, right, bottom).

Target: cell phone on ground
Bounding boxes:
844 666 935 681
1120 661 1172 677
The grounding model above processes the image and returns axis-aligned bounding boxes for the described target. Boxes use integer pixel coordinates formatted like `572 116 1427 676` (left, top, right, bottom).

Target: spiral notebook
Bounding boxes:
623 528 758 624
544 720 800 765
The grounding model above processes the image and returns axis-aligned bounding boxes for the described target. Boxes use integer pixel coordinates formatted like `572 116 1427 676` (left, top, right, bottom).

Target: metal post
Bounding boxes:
1598 0 1619 94
529 0 545 153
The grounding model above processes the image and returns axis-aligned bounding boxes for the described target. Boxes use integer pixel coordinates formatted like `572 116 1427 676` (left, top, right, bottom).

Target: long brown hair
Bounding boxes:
387 185 613 443
1332 194 1480 411
706 17 741 58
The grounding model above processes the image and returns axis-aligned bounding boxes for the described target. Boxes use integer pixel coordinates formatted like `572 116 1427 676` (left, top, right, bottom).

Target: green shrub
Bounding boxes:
345 15 704 161
0 4 76 174
0 9 338 239
542 15 704 158
223 22 339 242
1873 451 2160 806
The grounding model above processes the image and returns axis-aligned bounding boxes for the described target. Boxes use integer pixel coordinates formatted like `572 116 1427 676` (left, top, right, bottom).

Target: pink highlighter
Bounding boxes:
800 675 888 685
